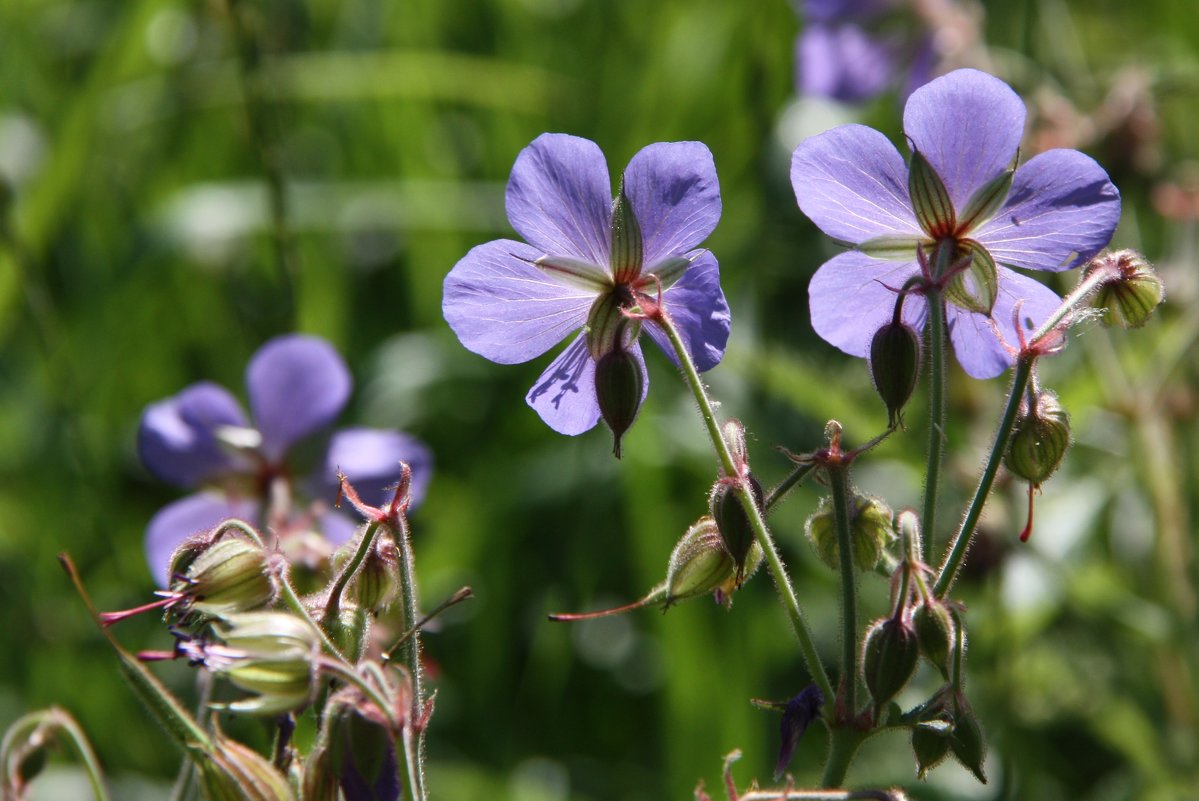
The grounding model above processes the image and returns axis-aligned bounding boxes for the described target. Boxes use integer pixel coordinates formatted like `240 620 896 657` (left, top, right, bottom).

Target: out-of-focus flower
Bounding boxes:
791 69 1121 378
795 0 934 103
139 334 432 584
443 133 730 449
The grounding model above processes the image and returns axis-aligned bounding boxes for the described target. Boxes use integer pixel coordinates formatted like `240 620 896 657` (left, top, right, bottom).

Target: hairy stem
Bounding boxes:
828 464 858 717
921 290 946 565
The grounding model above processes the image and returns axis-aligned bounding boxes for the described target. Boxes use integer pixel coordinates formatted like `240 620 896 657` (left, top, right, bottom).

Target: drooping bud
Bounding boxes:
206 612 319 715
664 516 762 607
804 494 894 572
911 718 952 779
710 475 765 580
200 735 295 801
174 535 277 617
594 345 646 458
862 615 920 711
869 318 921 428
1004 391 1071 486
327 702 401 801
1088 249 1164 328
950 702 987 784
913 600 955 679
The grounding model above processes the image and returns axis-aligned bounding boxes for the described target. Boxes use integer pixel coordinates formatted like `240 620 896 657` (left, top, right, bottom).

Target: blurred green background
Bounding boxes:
1 0 1196 798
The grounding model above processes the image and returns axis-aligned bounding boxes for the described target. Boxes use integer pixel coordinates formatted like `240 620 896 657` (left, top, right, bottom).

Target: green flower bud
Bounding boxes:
710 475 765 580
175 536 277 616
348 532 402 614
913 601 956 679
911 719 952 779
200 735 295 801
869 321 921 428
209 612 319 715
1004 391 1070 486
664 517 762 606
325 606 370 665
950 704 987 784
862 616 920 710
594 345 646 458
1088 249 1164 328
805 494 894 572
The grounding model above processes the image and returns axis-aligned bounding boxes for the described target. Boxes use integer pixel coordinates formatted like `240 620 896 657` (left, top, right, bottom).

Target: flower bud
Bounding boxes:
950 704 987 784
1088 249 1164 328
862 615 920 710
710 475 765 580
350 532 402 614
911 719 952 779
325 606 370 665
174 535 277 616
594 345 646 458
913 600 955 679
208 612 319 715
805 494 894 572
200 735 294 801
664 517 762 606
1004 391 1070 486
869 321 921 428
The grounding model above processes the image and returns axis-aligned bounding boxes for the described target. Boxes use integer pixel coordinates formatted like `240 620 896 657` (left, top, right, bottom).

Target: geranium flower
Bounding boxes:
796 0 934 103
790 68 1121 378
442 133 730 452
138 334 432 584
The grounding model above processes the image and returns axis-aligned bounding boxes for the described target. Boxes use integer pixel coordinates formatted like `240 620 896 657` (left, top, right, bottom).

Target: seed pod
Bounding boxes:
594 346 646 458
911 719 952 779
805 494 894 572
869 321 921 428
710 475 765 580
862 616 920 710
175 536 277 616
1004 392 1070 486
913 600 956 679
1089 249 1164 328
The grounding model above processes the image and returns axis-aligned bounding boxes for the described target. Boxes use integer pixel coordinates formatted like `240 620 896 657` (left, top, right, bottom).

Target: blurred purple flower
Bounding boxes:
442 133 730 440
796 0 934 103
791 69 1121 378
139 334 432 584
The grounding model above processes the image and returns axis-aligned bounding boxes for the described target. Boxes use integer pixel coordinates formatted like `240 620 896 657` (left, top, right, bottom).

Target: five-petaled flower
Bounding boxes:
791 68 1121 378
442 133 731 453
138 334 432 584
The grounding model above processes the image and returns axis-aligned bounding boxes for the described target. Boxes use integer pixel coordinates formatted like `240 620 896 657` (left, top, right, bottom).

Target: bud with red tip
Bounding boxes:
1087 249 1164 328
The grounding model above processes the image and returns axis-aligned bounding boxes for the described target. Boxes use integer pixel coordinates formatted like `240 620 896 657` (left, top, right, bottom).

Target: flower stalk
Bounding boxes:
921 289 946 564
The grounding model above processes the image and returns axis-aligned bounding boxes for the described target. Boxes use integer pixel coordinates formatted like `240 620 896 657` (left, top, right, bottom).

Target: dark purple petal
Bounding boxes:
973 149 1121 273
796 23 894 103
946 267 1061 379
246 335 352 462
321 428 433 511
506 133 613 266
643 250 730 372
622 142 721 268
138 382 250 488
791 125 921 244
442 239 596 365
145 493 259 586
808 251 926 358
774 684 825 781
525 334 648 436
903 69 1025 209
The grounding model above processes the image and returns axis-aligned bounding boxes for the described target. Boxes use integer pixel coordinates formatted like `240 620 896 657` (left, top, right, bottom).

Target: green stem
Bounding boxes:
828 465 858 717
819 726 865 789
317 659 398 732
277 570 346 660
323 521 380 621
933 357 1033 597
393 513 427 801
656 312 834 705
765 461 818 509
921 290 946 565
1 709 111 801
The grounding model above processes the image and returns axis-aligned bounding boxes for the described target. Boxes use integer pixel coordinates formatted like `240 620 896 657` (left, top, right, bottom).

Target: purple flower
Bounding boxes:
442 133 730 451
791 69 1121 378
139 334 432 584
795 0 934 103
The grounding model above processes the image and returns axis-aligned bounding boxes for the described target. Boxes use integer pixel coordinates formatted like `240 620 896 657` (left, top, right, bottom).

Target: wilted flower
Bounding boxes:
443 133 730 450
791 69 1121 378
138 334 432 584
